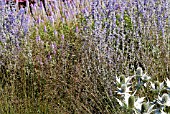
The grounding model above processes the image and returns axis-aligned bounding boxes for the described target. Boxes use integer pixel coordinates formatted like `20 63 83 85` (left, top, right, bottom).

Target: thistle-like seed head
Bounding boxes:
161 93 169 104
121 84 127 93
136 67 143 77
128 96 135 109
141 102 148 113
120 75 125 84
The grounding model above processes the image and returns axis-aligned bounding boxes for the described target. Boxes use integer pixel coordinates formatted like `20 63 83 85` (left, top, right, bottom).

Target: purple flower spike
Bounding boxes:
44 25 47 32
54 30 58 38
115 4 120 10
47 53 52 60
36 36 41 43
51 42 56 54
62 34 64 41
76 26 79 33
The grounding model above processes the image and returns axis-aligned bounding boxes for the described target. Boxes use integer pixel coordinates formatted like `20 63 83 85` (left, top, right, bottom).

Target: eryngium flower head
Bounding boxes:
150 81 164 92
121 84 127 93
115 84 132 95
135 101 155 114
158 93 170 106
128 96 135 109
136 67 143 78
141 102 148 113
116 95 145 111
141 73 151 82
134 97 145 112
115 75 133 86
120 75 125 84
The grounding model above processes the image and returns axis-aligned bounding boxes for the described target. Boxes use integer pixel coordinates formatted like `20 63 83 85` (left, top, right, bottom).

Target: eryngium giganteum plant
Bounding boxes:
115 69 170 114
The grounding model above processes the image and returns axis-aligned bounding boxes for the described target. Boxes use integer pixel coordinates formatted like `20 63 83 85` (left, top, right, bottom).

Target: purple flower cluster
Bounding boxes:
83 0 169 52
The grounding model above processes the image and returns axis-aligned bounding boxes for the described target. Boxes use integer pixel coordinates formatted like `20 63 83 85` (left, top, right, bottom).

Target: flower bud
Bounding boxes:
44 25 47 32
120 75 125 84
136 67 143 77
161 93 169 104
121 84 127 93
128 96 135 109
141 102 148 113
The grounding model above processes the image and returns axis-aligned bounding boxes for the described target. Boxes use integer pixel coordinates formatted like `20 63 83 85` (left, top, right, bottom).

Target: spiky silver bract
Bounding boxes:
115 84 132 95
150 81 164 93
157 93 170 107
165 78 170 91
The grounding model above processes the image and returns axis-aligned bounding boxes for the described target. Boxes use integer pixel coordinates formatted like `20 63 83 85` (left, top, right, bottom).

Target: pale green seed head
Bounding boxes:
136 67 143 77
120 75 125 84
141 102 148 113
128 96 135 109
121 84 127 93
162 93 169 104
